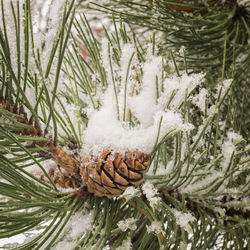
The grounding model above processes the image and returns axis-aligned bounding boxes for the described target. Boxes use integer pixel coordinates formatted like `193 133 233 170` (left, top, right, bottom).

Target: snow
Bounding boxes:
2 2 246 248
146 221 163 234
32 0 66 71
56 101 83 141
221 131 243 172
118 186 140 201
216 79 232 98
130 56 162 126
0 0 67 75
63 211 93 238
142 181 161 207
80 41 203 156
180 171 224 195
172 209 195 233
158 73 205 110
0 0 25 73
191 88 207 113
53 241 76 250
101 38 112 83
214 207 226 217
117 218 137 232
148 160 175 176
237 0 249 6
26 159 57 176
120 43 136 89
221 140 235 170
0 234 26 249
53 210 94 250
82 96 192 155
226 131 243 144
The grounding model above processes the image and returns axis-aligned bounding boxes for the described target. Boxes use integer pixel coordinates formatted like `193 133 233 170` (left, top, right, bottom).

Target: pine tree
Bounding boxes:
0 0 249 249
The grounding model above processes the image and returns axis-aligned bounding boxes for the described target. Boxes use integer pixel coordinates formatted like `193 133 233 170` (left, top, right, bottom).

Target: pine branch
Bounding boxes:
0 1 249 249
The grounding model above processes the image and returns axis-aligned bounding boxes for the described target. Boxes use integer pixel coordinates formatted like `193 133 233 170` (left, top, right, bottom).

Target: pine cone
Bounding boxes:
80 150 151 198
48 141 79 175
41 168 80 189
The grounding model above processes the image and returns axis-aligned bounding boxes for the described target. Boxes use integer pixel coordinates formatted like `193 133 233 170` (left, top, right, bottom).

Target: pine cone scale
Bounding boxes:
114 153 122 167
91 170 102 185
128 170 142 180
116 161 129 177
104 186 123 195
124 152 135 169
101 171 116 188
114 172 130 186
49 142 79 175
103 159 115 178
93 181 110 194
86 177 95 193
135 161 148 173
115 184 128 191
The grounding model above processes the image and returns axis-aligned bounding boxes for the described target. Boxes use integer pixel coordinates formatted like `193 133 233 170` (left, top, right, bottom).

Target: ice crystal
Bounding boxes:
173 209 195 233
117 218 137 232
142 181 161 207
191 88 207 113
119 186 140 201
146 221 163 234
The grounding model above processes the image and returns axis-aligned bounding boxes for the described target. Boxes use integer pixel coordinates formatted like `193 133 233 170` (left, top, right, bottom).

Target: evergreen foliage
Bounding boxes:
0 0 249 249
88 0 250 139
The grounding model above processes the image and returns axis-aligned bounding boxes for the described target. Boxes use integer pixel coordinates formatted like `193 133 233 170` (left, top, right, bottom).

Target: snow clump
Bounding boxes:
147 221 163 235
142 181 161 207
117 218 137 232
81 40 204 156
172 209 196 233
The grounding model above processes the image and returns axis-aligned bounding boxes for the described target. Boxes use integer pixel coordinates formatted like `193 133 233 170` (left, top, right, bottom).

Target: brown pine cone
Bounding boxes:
48 141 79 175
80 150 151 198
46 168 81 189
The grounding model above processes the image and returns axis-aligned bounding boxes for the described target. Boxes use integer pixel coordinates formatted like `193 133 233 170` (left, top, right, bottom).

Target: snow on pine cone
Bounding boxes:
80 150 151 198
0 97 151 198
